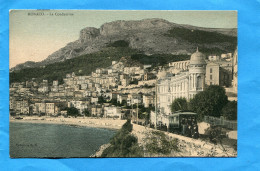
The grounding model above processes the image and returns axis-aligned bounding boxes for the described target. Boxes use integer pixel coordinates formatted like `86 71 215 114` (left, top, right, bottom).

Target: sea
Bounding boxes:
10 122 116 158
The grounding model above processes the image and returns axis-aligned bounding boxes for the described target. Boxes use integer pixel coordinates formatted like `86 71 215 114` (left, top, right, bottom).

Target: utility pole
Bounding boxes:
136 100 139 124
155 79 158 129
131 102 133 122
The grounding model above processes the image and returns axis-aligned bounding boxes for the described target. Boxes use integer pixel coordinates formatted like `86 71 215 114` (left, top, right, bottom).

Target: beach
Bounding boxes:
10 116 126 130
10 117 237 157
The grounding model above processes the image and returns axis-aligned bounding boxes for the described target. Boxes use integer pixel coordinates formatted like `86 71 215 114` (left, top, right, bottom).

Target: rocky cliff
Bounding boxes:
11 18 237 71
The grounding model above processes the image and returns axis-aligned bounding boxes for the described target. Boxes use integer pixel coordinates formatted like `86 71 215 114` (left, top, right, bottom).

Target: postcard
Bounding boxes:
9 10 237 158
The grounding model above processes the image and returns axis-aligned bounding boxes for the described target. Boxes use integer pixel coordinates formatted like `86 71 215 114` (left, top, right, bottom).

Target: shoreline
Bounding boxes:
10 116 126 130
10 116 126 157
10 117 237 157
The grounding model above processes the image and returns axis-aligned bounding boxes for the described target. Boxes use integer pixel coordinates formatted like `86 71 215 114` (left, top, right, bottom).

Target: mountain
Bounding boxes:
10 18 237 71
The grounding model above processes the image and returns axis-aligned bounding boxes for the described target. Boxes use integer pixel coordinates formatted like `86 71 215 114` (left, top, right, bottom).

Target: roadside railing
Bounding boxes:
204 116 237 130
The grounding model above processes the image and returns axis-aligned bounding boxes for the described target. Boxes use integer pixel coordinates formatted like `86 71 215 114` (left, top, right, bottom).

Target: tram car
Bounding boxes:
168 111 199 138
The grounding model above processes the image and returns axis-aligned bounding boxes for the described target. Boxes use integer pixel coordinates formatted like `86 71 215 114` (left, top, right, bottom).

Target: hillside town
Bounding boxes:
10 48 237 129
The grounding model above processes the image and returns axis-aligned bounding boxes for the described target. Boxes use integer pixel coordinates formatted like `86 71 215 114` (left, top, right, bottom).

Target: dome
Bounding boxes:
190 48 206 65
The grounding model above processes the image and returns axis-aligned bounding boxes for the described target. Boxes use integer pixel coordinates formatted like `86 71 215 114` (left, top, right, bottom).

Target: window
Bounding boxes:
210 68 213 73
210 75 212 80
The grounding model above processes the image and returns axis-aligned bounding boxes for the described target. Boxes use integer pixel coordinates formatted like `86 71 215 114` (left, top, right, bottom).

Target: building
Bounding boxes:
34 102 60 115
208 55 220 61
143 94 155 108
127 93 142 106
53 80 58 86
143 72 156 81
91 105 103 117
156 48 206 116
35 103 46 114
117 93 128 104
11 100 30 114
46 103 59 115
104 106 122 119
68 100 88 114
206 61 233 87
168 60 190 71
206 63 220 85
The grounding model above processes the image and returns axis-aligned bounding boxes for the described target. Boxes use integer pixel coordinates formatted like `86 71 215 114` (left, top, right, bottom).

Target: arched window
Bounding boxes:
197 76 202 88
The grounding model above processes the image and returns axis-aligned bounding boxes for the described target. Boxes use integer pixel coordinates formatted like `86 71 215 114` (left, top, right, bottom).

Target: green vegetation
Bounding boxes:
166 27 237 45
221 101 237 120
165 27 237 56
10 45 190 84
98 96 106 104
66 107 80 117
131 53 190 66
83 109 91 117
145 131 179 155
171 97 188 113
107 40 129 47
189 85 228 121
101 120 143 157
10 47 139 84
205 125 226 146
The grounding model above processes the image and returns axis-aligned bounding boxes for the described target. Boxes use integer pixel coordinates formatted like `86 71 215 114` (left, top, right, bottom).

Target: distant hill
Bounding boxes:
10 18 237 72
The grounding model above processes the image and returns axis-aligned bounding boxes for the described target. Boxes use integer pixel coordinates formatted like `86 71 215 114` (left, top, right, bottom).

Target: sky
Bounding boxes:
9 10 237 68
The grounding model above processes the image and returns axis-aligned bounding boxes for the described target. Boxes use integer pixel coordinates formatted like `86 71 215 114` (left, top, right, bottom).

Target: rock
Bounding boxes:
11 18 237 71
79 27 100 43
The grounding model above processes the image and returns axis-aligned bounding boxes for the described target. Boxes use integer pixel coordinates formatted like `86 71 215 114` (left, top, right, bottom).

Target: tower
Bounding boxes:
188 48 206 99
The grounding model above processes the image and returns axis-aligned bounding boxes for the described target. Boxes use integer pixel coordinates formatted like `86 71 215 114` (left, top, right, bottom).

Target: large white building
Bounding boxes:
104 106 122 119
156 48 207 116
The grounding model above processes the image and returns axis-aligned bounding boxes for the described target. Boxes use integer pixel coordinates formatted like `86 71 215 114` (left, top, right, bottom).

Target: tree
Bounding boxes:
66 107 79 117
171 97 188 113
98 96 106 104
221 101 237 120
121 100 127 106
110 99 118 106
189 85 228 121
83 109 91 117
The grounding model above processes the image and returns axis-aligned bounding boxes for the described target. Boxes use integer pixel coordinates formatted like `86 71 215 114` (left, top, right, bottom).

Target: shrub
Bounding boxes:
222 101 237 120
145 131 179 155
101 119 143 157
122 119 133 133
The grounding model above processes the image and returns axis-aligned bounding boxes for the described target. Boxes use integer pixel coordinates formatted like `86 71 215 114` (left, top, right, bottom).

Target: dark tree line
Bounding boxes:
171 85 237 121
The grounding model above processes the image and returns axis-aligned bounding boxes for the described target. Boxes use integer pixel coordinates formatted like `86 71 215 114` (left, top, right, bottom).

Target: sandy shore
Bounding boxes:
10 116 126 130
10 117 237 157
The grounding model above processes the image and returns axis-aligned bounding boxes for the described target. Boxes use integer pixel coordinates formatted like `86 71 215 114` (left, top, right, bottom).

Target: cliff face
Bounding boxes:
11 18 237 71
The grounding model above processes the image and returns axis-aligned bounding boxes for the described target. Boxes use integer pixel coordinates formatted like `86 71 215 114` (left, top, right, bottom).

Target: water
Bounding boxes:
10 122 116 158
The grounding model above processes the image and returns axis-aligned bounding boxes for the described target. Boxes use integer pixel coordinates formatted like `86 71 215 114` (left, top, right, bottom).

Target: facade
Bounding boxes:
68 100 88 114
127 93 142 106
91 105 103 116
34 102 59 115
206 63 220 85
143 94 155 108
205 61 233 87
208 55 220 61
11 100 30 114
168 60 190 71
35 103 46 114
46 103 59 115
104 106 122 119
156 48 206 116
117 94 128 104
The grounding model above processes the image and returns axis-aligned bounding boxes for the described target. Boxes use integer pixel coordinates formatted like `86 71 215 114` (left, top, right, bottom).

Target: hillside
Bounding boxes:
11 18 237 71
10 46 193 83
